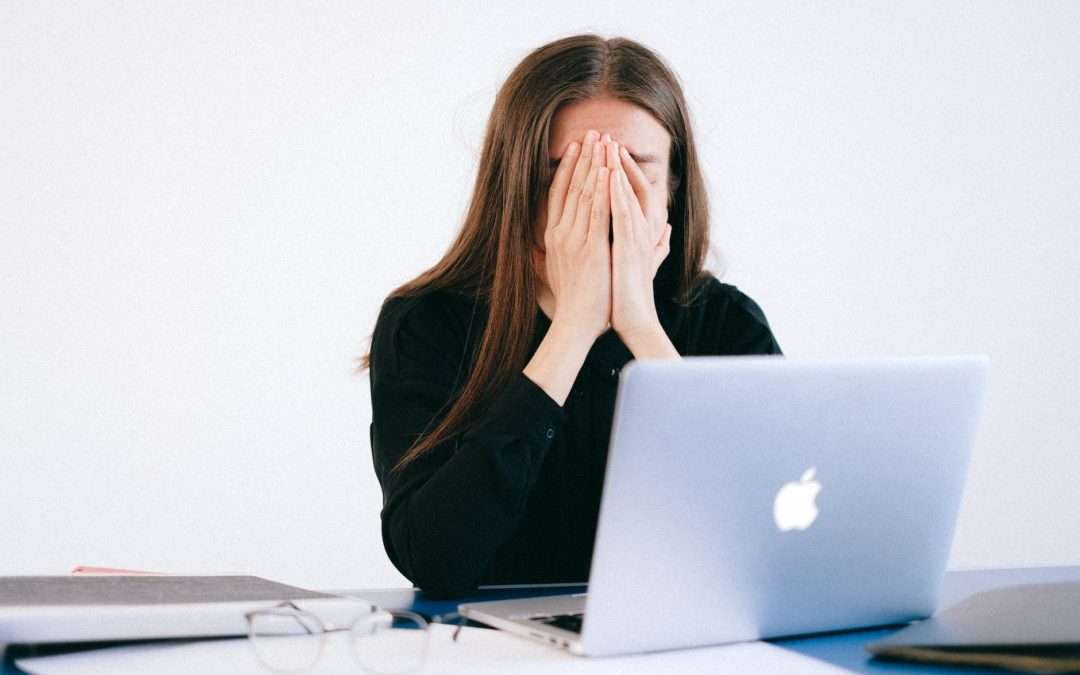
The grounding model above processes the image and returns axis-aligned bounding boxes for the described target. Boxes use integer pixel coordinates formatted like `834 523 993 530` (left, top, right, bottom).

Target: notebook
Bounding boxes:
0 575 369 644
865 582 1080 672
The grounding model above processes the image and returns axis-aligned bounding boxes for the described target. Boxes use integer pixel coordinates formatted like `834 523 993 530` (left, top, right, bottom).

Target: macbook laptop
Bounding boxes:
459 354 989 657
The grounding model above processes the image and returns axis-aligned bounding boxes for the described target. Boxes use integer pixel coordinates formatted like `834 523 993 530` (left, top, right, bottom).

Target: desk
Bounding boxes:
335 565 1080 674
5 565 1078 674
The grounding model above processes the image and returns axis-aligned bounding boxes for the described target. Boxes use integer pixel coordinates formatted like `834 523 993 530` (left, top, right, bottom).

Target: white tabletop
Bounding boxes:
13 622 850 675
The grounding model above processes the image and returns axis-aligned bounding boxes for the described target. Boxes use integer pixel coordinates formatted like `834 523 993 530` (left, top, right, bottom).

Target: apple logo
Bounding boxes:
773 467 822 531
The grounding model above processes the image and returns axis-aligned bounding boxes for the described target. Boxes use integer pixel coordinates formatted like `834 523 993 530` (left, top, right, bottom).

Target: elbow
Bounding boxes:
399 534 486 599
382 505 484 600
409 568 481 600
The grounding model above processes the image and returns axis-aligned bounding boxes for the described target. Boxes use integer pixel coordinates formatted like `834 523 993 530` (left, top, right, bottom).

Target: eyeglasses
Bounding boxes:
244 600 431 674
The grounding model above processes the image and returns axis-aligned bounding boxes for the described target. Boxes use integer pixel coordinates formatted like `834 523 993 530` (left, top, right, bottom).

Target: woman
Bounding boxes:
355 34 782 599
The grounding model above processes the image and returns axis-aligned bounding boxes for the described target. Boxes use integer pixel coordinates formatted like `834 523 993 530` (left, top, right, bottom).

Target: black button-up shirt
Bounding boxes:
368 275 783 598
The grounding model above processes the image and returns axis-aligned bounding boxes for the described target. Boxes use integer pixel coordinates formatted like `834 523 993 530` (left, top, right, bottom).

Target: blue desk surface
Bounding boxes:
338 564 1080 674
4 565 1078 673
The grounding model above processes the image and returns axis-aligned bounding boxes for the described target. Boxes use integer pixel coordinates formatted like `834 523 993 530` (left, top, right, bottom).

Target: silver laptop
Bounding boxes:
459 354 989 657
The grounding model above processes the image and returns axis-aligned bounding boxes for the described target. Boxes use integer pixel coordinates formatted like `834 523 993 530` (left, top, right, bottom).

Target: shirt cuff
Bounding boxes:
473 370 567 445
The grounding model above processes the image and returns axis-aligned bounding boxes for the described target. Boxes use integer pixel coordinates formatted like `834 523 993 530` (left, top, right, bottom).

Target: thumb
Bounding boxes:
653 223 672 274
657 222 671 251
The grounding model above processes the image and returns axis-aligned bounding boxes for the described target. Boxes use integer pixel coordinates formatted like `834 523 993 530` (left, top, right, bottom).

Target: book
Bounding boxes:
865 581 1080 673
0 575 370 644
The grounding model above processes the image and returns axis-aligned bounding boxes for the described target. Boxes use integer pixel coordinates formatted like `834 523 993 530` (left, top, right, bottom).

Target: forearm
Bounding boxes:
378 370 566 597
523 320 595 406
383 418 543 595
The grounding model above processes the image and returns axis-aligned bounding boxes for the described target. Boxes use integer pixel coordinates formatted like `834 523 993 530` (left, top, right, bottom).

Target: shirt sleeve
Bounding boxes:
368 295 567 598
713 284 784 356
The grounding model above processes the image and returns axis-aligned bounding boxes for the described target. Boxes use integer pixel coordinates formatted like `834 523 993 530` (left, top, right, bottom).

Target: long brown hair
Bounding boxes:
355 33 718 472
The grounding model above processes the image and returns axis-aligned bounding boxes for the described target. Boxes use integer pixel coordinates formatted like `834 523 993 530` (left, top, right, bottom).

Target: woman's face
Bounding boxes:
532 96 672 289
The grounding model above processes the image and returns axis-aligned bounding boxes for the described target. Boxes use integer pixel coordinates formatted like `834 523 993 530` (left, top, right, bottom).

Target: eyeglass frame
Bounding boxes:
243 599 432 673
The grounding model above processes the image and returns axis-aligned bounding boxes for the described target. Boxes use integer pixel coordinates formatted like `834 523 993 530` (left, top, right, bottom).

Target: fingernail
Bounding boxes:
586 129 599 143
620 147 629 159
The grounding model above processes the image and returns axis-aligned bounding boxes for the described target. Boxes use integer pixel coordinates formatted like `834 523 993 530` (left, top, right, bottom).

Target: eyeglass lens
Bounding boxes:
249 612 325 672
350 610 428 674
250 608 429 674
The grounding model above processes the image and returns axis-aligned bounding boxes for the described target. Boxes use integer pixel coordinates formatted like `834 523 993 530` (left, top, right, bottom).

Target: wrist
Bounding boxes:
618 319 679 360
616 317 663 347
549 314 603 347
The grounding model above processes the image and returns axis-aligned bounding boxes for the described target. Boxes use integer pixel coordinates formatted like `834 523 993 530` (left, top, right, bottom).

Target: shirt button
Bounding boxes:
546 427 555 439
610 368 618 377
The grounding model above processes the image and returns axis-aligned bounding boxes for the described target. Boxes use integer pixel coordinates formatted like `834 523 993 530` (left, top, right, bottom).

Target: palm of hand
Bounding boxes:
603 137 672 340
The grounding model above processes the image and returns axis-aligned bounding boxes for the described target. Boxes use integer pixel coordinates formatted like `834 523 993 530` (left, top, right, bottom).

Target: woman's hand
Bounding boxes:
542 129 613 344
605 135 673 344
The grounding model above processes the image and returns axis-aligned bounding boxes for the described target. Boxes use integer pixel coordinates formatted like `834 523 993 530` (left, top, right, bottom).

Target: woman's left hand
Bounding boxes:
605 136 673 343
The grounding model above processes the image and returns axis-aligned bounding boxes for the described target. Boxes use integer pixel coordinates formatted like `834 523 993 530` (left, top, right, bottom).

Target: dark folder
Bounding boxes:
865 581 1080 673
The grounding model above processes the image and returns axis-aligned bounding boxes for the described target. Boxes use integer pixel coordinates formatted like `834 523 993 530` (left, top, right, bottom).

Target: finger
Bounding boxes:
618 169 645 242
610 163 633 244
570 162 601 245
621 168 657 242
604 139 622 243
545 139 581 231
557 130 601 230
619 146 653 211
588 166 611 247
567 139 604 240
606 138 620 172
572 138 605 237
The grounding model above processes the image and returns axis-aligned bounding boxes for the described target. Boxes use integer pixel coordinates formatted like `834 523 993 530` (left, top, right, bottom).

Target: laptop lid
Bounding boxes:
581 354 989 656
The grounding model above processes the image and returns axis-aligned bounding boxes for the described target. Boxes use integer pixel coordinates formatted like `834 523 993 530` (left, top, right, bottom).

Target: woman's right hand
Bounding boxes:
543 129 612 343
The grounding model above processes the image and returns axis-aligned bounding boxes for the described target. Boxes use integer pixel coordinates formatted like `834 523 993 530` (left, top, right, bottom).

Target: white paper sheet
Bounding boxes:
15 623 849 674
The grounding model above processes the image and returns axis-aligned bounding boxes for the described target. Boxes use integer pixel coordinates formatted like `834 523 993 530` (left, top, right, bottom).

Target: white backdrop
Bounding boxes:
2 1 1077 591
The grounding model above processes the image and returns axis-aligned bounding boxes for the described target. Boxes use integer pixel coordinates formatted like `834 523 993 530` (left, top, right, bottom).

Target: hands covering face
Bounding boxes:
540 129 672 342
